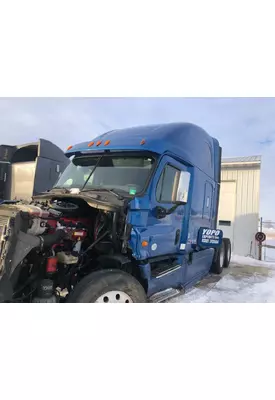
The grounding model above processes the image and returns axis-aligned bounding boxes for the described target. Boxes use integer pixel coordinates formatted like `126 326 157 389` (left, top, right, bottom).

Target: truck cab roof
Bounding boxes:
66 122 221 181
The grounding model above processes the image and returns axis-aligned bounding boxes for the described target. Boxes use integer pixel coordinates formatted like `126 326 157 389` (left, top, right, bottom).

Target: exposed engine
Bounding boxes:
0 197 125 302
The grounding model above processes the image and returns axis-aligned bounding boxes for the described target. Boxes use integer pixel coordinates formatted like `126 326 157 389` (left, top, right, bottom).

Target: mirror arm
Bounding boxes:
155 202 186 219
165 203 180 215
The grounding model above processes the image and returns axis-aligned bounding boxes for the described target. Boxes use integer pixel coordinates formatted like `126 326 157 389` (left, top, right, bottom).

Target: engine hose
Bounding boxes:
83 230 110 254
38 229 67 250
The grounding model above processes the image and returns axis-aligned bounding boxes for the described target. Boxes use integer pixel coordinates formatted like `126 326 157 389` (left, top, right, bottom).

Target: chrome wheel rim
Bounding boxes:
95 290 133 303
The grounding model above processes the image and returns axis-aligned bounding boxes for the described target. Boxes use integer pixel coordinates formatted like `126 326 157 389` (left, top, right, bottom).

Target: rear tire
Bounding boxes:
222 238 231 268
67 269 147 303
210 241 225 275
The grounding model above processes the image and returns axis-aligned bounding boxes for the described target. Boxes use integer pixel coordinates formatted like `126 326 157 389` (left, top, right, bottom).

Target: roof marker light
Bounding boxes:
96 140 102 146
104 140 110 146
67 145 73 151
140 139 146 145
88 141 94 147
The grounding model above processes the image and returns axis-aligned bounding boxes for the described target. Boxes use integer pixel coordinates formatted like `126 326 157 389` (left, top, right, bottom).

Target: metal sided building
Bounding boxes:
217 155 261 257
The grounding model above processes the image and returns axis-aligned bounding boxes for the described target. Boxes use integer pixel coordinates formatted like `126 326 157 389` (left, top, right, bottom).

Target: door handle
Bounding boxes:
175 229 180 245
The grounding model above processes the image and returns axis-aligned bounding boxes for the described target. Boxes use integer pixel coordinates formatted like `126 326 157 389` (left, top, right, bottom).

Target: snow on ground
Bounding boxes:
172 273 275 303
168 254 275 303
231 254 275 269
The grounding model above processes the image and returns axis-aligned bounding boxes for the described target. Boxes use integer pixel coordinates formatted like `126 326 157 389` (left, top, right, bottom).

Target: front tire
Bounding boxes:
67 269 147 303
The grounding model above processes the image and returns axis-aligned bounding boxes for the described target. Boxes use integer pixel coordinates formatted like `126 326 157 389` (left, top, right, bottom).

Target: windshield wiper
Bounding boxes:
104 189 124 200
81 155 103 191
50 187 70 193
81 187 124 200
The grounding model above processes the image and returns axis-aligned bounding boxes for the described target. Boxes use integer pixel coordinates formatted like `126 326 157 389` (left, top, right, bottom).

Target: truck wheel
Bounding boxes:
222 238 231 268
67 269 147 303
210 241 225 275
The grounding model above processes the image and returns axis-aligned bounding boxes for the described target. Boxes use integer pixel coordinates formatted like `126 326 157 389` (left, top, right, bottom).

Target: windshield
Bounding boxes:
54 154 155 195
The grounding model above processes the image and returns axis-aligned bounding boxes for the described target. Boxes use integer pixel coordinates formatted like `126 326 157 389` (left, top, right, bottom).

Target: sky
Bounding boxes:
0 97 274 220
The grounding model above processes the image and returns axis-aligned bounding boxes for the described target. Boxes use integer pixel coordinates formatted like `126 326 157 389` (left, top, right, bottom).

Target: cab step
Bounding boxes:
149 287 182 303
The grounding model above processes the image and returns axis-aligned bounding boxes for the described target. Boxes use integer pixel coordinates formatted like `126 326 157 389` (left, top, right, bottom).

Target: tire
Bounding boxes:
67 269 147 303
210 241 225 275
222 238 231 268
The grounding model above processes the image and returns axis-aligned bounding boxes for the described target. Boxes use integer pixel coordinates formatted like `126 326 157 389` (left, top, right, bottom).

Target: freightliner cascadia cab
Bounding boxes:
0 123 231 303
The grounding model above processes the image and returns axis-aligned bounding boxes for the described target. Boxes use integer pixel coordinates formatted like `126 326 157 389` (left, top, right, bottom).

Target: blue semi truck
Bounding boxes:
0 123 231 302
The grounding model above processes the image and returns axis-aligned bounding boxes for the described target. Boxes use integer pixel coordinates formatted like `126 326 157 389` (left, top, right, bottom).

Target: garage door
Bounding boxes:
217 181 236 248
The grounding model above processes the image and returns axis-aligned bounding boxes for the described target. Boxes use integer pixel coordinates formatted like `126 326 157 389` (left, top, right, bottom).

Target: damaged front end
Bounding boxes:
0 191 131 303
0 151 154 302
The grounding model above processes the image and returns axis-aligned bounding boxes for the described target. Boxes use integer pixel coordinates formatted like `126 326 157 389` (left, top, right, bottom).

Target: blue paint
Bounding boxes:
65 122 220 182
67 123 223 297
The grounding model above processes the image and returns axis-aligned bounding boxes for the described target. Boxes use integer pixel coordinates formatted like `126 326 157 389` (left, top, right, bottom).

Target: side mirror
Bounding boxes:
154 206 167 219
172 170 190 204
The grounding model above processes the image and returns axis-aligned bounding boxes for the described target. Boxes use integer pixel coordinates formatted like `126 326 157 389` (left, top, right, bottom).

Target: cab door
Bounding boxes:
128 155 192 295
146 155 191 258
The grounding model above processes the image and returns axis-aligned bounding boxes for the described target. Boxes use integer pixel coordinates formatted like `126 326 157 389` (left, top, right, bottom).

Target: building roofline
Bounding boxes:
221 155 261 168
221 155 261 164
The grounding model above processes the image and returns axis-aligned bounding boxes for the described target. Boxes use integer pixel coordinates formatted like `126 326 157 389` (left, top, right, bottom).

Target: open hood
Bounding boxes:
33 188 126 212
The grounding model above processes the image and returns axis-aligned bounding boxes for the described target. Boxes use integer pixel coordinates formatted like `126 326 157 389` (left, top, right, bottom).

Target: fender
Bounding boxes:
97 254 132 270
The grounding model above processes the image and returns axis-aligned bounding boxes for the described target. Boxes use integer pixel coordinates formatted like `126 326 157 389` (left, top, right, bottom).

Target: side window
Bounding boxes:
156 164 180 203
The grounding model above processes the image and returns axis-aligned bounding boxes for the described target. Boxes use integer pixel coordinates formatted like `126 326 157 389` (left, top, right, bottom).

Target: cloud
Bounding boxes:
0 97 274 220
258 138 273 146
